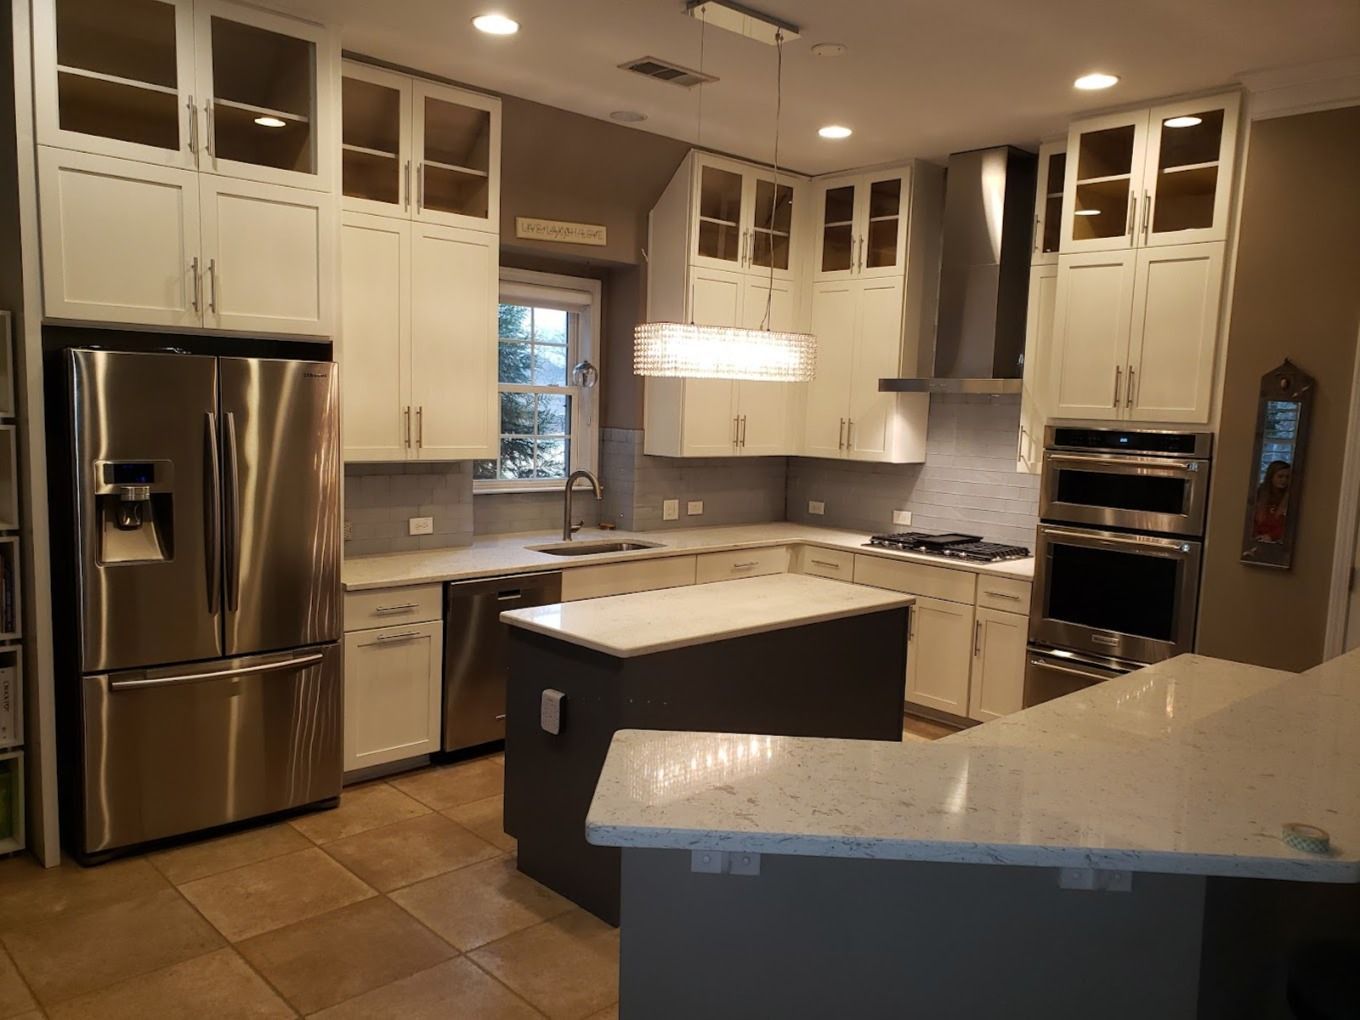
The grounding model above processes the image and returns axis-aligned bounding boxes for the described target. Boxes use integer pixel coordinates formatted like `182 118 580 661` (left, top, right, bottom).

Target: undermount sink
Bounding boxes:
528 539 665 557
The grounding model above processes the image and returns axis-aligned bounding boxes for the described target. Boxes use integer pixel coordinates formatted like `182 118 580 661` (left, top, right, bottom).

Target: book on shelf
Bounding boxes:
0 665 13 747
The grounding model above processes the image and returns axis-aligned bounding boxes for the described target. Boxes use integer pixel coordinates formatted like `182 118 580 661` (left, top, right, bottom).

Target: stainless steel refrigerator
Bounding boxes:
65 349 342 859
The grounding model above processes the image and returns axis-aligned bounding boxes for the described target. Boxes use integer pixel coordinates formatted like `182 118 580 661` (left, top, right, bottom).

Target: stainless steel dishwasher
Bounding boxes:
443 571 563 752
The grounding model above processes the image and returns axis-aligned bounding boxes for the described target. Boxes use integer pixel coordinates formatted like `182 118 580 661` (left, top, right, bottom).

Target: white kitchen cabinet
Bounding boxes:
561 556 698 602
689 153 804 282
813 166 912 281
340 61 413 219
1017 263 1058 472
343 620 442 772
1052 250 1136 420
967 607 1027 723
694 546 789 584
803 280 856 458
905 596 974 716
1031 141 1066 266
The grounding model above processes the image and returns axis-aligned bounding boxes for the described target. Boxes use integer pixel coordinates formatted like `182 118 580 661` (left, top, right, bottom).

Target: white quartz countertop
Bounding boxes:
585 650 1360 882
499 573 913 657
342 522 1035 591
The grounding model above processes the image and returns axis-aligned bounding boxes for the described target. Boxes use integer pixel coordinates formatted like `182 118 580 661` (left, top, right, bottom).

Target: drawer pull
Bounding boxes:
810 559 841 570
374 603 420 614
732 561 759 570
983 590 1021 601
376 630 422 643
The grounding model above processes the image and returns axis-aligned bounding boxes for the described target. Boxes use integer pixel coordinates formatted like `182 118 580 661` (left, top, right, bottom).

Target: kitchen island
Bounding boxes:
500 573 914 924
587 650 1360 1018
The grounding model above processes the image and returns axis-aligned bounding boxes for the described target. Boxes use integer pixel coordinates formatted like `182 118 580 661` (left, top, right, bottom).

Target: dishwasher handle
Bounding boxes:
445 570 564 604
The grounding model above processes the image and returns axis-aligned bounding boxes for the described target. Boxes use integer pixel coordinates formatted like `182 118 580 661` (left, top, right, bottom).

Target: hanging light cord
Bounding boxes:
691 9 708 327
761 30 784 332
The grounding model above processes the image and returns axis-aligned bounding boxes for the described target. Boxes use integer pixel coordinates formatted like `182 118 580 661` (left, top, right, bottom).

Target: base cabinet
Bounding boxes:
967 607 1028 722
343 620 442 772
905 596 974 716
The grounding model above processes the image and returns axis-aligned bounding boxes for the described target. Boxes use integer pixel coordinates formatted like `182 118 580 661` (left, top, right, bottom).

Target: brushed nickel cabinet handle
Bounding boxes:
857 235 865 273
733 416 741 447
984 590 1021 601
846 419 855 449
810 559 841 570
1113 365 1122 408
1142 189 1151 241
376 630 422 643
974 619 982 656
1033 214 1040 253
404 160 411 210
404 406 411 448
732 560 759 570
417 163 423 212
417 406 424 448
838 418 846 450
207 258 217 314
1127 366 1136 408
190 257 201 314
186 94 197 156
740 415 747 447
374 603 420 614
1127 192 1136 240
204 100 214 158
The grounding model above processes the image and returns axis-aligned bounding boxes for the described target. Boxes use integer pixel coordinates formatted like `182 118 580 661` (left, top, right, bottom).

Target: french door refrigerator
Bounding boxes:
65 349 342 860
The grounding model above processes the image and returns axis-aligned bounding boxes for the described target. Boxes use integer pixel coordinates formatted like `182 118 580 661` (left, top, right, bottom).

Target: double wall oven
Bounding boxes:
1025 427 1213 707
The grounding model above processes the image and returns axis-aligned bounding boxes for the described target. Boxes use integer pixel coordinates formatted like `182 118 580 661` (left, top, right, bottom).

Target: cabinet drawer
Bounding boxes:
344 621 442 772
793 546 855 580
561 556 697 602
975 577 1032 616
345 584 443 630
853 554 976 604
695 546 789 584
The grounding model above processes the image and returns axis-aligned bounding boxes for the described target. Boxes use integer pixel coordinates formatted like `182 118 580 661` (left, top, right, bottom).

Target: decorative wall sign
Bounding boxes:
1240 359 1314 570
515 217 608 246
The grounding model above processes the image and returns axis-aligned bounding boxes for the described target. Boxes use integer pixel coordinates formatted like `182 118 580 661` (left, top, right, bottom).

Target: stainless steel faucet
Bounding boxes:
562 469 603 540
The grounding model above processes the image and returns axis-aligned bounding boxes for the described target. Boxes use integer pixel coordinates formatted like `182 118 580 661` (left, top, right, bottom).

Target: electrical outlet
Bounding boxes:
662 499 680 521
408 516 434 536
343 521 353 540
687 500 704 516
808 500 826 516
893 510 913 527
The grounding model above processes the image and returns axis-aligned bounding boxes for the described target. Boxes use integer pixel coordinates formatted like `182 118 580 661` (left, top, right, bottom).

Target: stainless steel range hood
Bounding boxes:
881 146 1036 395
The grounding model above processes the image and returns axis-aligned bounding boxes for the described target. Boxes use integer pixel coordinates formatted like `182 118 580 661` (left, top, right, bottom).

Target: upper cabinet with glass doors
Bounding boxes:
340 61 500 233
690 153 803 281
814 167 912 281
1031 141 1065 265
34 0 336 192
1060 92 1240 254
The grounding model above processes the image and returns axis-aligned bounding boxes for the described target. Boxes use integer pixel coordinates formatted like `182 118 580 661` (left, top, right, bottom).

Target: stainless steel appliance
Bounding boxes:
444 571 562 751
1026 426 1212 707
865 531 1030 564
65 349 341 859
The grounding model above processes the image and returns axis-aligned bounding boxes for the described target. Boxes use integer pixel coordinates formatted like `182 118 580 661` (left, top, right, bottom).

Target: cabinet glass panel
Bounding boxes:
420 95 491 219
696 166 743 262
865 178 901 269
210 17 316 174
750 179 793 271
1152 109 1224 234
1073 125 1135 241
820 184 855 273
342 76 401 206
55 0 180 150
1041 152 1066 255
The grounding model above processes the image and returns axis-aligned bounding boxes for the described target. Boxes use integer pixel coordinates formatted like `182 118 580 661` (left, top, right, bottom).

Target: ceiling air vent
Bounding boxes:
619 56 717 89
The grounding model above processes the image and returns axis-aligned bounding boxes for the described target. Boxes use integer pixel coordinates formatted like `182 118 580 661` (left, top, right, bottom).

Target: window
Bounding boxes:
473 269 600 490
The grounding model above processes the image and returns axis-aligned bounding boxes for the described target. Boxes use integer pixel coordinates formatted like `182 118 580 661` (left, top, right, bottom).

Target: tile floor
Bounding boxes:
0 718 954 1019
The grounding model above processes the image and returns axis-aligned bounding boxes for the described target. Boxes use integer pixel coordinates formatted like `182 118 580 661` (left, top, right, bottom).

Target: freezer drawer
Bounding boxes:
79 644 341 855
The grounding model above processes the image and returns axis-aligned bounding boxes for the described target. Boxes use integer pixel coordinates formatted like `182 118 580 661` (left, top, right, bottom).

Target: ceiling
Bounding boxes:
270 0 1360 174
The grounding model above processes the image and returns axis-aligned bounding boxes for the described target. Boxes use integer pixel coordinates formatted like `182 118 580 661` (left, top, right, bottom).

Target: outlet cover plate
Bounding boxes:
808 500 826 516
663 499 679 521
687 500 704 516
343 521 353 540
892 510 913 527
409 516 434 536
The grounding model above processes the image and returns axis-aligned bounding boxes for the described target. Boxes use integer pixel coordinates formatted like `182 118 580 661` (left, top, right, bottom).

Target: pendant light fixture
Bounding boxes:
634 14 817 384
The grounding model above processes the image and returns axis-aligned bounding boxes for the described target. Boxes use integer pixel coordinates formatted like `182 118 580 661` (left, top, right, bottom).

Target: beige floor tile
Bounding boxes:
314 958 541 1020
391 856 573 951
443 795 516 852
45 948 293 1020
178 847 374 942
0 944 37 1017
0 857 169 932
391 758 504 810
2 887 223 1007
150 824 312 885
237 897 453 1015
322 813 499 892
471 911 620 1020
288 782 430 845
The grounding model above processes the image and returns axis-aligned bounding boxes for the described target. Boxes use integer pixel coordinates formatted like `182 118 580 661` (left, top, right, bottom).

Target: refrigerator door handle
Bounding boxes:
224 410 241 613
205 411 221 615
109 652 325 691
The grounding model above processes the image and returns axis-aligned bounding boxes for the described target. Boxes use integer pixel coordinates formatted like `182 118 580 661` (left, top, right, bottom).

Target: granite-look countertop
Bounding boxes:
342 523 1035 591
499 573 914 657
584 650 1360 882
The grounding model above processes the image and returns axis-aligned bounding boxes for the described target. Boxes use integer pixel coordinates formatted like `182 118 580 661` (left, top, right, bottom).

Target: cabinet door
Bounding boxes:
813 177 858 281
746 172 799 281
343 622 442 772
341 213 411 461
199 175 335 336
341 61 412 218
905 596 974 716
1141 94 1240 248
1052 251 1136 420
847 278 905 461
1032 141 1066 266
413 81 500 232
1126 243 1223 424
736 276 797 455
967 607 1027 723
195 0 336 192
691 157 746 272
410 223 497 459
804 281 855 457
33 0 197 169
859 169 910 279
677 267 740 456
1061 110 1149 254
38 147 202 327
1018 264 1059 473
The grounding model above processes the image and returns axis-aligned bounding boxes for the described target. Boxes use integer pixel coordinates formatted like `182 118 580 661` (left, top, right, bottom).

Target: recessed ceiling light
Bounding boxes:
609 110 647 123
1074 209 1101 216
254 115 286 128
1164 115 1203 128
1074 72 1119 91
472 13 519 35
818 125 852 140
811 42 847 57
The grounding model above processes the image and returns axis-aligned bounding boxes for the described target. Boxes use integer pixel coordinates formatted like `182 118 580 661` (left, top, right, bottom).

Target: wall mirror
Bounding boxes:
1240 360 1314 570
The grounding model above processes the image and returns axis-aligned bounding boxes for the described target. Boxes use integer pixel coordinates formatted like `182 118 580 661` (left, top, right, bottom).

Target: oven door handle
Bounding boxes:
1028 659 1119 684
1040 527 1197 556
1045 452 1199 474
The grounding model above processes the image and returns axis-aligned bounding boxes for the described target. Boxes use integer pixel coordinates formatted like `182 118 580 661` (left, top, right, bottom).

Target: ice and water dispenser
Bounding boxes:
94 461 174 563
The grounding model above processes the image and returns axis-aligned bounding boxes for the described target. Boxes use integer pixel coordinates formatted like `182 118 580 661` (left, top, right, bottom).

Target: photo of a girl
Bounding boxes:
1251 460 1291 544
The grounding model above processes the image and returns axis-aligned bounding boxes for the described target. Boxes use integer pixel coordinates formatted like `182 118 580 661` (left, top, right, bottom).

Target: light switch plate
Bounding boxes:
343 521 353 540
892 510 912 527
408 516 434 536
687 500 704 516
808 500 826 516
662 499 679 521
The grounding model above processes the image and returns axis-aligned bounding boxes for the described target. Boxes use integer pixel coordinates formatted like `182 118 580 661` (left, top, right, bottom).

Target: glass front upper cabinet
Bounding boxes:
695 164 744 266
816 168 909 279
415 82 501 230
1142 93 1240 247
1032 141 1066 264
862 175 904 274
749 177 794 272
1065 115 1144 251
342 64 410 214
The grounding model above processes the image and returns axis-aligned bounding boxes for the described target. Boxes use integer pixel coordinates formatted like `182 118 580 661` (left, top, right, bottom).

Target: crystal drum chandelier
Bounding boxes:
634 321 816 382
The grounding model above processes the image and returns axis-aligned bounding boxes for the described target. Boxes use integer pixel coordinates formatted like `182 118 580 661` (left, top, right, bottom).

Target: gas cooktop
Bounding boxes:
865 531 1030 563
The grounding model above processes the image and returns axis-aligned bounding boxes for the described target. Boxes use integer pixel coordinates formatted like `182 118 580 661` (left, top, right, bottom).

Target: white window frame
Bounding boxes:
474 267 602 494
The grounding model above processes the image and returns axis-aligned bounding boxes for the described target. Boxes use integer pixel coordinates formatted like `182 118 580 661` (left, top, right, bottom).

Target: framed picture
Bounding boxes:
1240 360 1314 570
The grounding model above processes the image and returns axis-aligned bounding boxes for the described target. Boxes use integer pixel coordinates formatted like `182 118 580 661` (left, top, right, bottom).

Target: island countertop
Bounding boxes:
585 650 1360 882
500 573 914 657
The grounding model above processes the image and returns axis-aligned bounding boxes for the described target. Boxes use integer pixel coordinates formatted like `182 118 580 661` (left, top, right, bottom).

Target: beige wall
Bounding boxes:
1197 105 1360 671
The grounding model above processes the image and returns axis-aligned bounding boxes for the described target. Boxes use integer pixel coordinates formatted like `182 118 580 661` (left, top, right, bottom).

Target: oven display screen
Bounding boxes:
1055 470 1187 515
1046 544 1180 641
